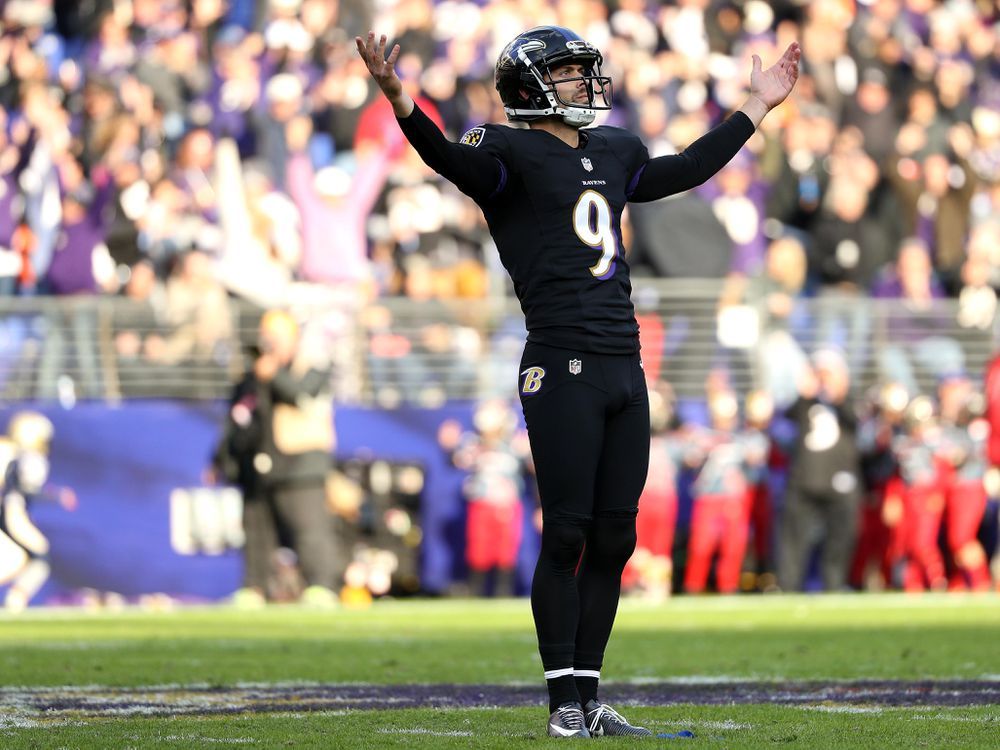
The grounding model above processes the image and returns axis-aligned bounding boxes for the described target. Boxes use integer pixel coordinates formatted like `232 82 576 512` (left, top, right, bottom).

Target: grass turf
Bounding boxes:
1 594 998 748
1 594 997 686
3 705 999 749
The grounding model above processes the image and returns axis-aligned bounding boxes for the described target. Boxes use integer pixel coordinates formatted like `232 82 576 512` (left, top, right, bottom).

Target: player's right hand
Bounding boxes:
355 31 403 101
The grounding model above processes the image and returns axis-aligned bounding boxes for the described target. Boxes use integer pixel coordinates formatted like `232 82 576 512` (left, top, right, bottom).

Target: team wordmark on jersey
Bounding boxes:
521 366 546 394
569 359 582 375
460 127 486 147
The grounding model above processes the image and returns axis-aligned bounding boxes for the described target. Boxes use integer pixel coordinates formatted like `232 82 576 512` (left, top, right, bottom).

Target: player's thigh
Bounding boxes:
521 381 606 521
593 379 650 516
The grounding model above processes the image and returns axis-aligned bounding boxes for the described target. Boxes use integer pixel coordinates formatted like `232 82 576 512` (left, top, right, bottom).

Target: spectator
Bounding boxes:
214 136 299 308
36 160 118 400
239 309 339 606
702 149 768 274
872 237 965 395
285 114 387 289
199 25 264 155
764 104 835 240
739 235 812 408
841 67 899 165
112 257 171 397
887 122 977 290
779 348 862 592
956 235 997 331
258 72 306 191
155 249 234 390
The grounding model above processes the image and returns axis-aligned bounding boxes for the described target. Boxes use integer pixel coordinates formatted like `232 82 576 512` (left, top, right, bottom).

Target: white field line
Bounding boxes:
650 719 753 730
155 736 258 744
377 728 474 737
625 675 759 685
908 713 1000 722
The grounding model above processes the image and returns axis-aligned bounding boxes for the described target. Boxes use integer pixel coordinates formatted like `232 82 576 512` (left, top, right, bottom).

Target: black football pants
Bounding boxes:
518 341 650 678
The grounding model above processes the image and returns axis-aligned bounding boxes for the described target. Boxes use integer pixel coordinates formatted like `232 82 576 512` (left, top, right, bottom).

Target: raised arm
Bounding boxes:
355 32 505 201
629 42 800 203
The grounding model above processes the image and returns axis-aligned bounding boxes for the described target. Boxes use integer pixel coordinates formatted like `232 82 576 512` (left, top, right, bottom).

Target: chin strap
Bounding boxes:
504 104 596 128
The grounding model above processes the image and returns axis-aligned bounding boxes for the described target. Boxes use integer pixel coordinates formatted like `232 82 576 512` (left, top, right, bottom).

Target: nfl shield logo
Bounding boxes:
569 359 582 375
581 157 593 172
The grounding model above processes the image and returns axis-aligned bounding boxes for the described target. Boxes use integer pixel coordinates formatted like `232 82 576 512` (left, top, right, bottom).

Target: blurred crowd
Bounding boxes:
0 0 999 599
623 354 1000 595
431 342 996 599
433 357 1000 597
0 0 995 403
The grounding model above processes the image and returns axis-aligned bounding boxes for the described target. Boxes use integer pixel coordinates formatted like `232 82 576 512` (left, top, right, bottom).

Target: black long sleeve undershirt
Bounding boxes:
396 104 756 204
396 105 504 202
627 112 755 202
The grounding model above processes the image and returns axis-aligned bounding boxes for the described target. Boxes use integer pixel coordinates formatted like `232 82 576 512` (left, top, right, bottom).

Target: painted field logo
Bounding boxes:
521 367 546 394
569 359 582 375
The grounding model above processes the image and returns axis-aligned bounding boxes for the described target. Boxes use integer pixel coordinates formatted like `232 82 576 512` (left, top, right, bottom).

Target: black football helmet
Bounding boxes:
495 26 612 128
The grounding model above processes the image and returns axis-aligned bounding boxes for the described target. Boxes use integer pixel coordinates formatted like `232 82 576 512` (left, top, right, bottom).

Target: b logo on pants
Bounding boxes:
520 367 546 395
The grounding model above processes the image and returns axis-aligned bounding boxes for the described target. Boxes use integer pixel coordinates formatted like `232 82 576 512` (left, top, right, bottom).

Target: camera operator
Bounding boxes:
213 309 338 606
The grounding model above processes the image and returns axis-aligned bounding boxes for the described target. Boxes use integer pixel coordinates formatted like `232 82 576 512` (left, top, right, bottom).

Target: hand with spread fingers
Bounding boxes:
750 41 801 110
739 41 802 126
355 31 413 116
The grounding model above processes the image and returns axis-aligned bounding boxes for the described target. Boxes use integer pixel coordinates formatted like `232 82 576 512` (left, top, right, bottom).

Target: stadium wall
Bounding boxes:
0 401 543 604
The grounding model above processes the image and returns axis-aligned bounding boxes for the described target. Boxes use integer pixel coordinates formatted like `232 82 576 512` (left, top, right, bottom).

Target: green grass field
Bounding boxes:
1 594 999 748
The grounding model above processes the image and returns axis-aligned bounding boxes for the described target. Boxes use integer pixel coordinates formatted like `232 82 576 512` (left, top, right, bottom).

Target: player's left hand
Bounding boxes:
750 42 801 110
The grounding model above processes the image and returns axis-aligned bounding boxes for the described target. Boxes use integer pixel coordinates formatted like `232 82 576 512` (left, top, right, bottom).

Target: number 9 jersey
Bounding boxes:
466 123 648 354
396 103 755 355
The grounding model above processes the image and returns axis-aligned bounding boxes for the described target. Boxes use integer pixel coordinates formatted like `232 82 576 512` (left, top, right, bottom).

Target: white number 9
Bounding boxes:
572 190 618 279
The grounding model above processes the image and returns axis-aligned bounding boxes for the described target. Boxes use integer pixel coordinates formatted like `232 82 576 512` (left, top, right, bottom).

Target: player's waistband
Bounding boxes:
525 328 640 355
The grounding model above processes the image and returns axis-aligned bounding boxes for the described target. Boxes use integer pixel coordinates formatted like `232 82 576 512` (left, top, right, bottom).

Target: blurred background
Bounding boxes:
0 0 999 610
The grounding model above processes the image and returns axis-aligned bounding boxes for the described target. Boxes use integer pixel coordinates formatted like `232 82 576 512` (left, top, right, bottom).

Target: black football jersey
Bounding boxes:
464 124 647 354
397 104 754 355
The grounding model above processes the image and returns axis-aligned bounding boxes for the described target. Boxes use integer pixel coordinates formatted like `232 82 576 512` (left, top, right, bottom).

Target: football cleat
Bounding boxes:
584 699 653 737
547 701 591 738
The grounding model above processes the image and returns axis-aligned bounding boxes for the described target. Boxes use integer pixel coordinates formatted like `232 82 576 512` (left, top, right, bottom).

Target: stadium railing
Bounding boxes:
0 282 996 404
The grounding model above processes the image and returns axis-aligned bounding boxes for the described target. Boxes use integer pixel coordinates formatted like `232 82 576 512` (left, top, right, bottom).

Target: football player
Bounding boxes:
357 25 800 738
440 399 531 598
1 411 77 612
892 396 950 592
937 378 992 591
682 389 768 595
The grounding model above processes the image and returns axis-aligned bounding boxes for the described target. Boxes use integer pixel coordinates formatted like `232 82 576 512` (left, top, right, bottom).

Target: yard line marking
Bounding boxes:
378 728 474 736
